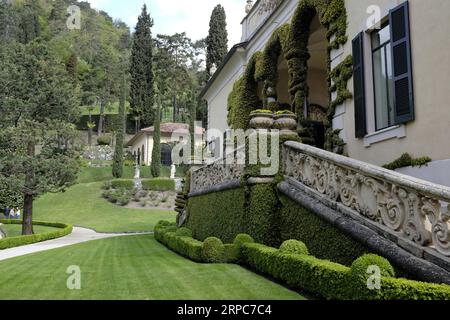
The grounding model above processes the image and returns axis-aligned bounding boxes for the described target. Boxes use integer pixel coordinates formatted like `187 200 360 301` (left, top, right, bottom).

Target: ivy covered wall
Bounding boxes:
226 0 351 153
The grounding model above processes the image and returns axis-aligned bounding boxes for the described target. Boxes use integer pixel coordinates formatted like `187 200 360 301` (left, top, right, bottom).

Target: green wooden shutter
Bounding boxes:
352 32 367 138
390 1 414 124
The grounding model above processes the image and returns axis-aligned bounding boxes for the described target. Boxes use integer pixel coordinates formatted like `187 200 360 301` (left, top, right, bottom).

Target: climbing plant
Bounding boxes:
227 0 351 153
227 52 262 130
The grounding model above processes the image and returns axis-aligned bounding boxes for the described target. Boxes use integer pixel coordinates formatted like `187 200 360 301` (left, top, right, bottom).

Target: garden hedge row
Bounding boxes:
186 187 370 266
187 187 247 243
110 178 175 191
154 221 450 300
0 219 73 250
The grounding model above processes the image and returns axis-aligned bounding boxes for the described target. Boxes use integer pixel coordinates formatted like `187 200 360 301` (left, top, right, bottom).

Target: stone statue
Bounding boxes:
245 0 254 14
170 164 176 179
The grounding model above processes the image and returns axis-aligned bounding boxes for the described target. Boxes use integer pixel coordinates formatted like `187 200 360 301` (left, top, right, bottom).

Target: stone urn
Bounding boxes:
274 111 298 137
249 111 274 130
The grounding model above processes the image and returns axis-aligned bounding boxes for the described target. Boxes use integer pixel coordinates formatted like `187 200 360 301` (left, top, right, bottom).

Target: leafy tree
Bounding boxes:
18 1 41 44
0 41 80 235
130 4 154 129
66 53 78 80
206 5 228 76
112 75 127 178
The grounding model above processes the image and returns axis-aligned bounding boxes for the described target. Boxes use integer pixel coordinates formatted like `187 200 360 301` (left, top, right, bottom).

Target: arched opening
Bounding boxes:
161 143 172 166
276 56 291 109
305 14 329 149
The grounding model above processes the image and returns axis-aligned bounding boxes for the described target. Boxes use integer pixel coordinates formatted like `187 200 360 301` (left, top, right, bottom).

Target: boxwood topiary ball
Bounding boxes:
233 234 255 248
279 240 309 255
175 227 193 238
350 254 395 280
202 237 225 263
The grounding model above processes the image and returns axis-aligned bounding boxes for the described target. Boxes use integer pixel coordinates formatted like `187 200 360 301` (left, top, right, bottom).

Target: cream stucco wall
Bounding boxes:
130 133 204 166
204 0 450 173
340 0 450 166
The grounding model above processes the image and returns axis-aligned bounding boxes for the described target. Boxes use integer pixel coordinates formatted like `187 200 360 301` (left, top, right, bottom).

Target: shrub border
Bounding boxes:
154 221 450 300
0 219 73 250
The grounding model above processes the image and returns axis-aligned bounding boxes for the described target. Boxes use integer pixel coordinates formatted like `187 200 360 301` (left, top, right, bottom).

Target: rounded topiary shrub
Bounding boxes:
279 240 309 255
233 234 255 248
176 227 193 238
202 237 225 263
350 254 395 280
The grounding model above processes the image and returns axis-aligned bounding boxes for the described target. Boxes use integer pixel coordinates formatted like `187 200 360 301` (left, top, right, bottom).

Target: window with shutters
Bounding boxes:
371 22 396 131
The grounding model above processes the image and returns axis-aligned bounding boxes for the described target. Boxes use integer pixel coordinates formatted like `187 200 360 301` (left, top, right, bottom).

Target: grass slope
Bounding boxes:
0 235 305 300
33 182 176 233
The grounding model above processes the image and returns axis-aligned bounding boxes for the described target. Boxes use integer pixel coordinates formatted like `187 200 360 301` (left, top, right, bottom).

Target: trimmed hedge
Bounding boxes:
278 195 370 266
279 240 309 255
154 221 235 264
240 243 450 300
108 179 175 191
142 179 175 191
0 219 73 250
187 188 247 243
202 237 225 263
111 179 135 190
155 221 450 300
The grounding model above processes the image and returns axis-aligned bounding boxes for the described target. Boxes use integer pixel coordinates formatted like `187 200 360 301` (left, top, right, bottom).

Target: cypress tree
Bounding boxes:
206 5 228 76
151 93 161 177
112 75 126 179
66 53 77 80
130 4 154 129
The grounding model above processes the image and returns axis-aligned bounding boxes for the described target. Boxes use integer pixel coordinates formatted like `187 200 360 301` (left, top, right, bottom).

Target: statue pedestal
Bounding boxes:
134 166 142 190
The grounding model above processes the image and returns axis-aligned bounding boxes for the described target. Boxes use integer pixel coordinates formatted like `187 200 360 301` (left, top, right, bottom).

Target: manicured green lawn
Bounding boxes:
0 235 306 300
34 182 176 233
1 224 60 238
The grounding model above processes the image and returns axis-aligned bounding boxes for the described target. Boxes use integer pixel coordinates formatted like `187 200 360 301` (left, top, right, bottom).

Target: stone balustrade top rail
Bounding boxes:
283 141 450 257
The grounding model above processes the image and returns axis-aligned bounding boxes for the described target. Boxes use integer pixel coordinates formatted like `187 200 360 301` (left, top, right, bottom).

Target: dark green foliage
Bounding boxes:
279 195 370 266
202 237 226 263
187 188 247 243
102 188 132 206
176 227 193 238
0 219 72 250
383 153 432 170
97 135 112 146
141 179 175 191
66 53 78 80
18 1 41 44
155 220 450 299
227 52 262 129
110 179 135 190
350 254 396 279
129 4 154 127
206 5 228 75
224 244 239 263
248 184 280 247
112 75 127 178
279 240 309 255
151 104 161 177
240 242 450 300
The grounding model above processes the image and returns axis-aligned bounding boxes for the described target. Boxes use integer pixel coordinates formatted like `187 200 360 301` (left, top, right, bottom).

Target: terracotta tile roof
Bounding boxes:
141 122 204 135
127 122 204 147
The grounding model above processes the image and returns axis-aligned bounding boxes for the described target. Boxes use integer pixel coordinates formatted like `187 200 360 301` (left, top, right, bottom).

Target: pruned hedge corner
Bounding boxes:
154 220 450 300
0 219 73 250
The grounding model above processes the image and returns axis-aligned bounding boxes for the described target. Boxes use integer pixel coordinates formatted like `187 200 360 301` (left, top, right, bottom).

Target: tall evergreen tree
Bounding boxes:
18 1 41 44
112 75 126 178
151 88 162 178
206 5 228 76
130 4 154 129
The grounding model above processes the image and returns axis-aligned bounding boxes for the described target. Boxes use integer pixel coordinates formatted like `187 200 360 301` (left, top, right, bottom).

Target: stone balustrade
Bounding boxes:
190 147 246 195
283 141 450 258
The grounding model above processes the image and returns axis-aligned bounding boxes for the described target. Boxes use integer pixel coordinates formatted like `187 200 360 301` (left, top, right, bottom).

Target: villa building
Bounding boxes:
200 0 450 186
127 122 204 166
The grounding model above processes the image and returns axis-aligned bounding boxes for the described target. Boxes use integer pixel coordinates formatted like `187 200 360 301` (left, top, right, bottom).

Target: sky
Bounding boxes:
86 0 245 48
